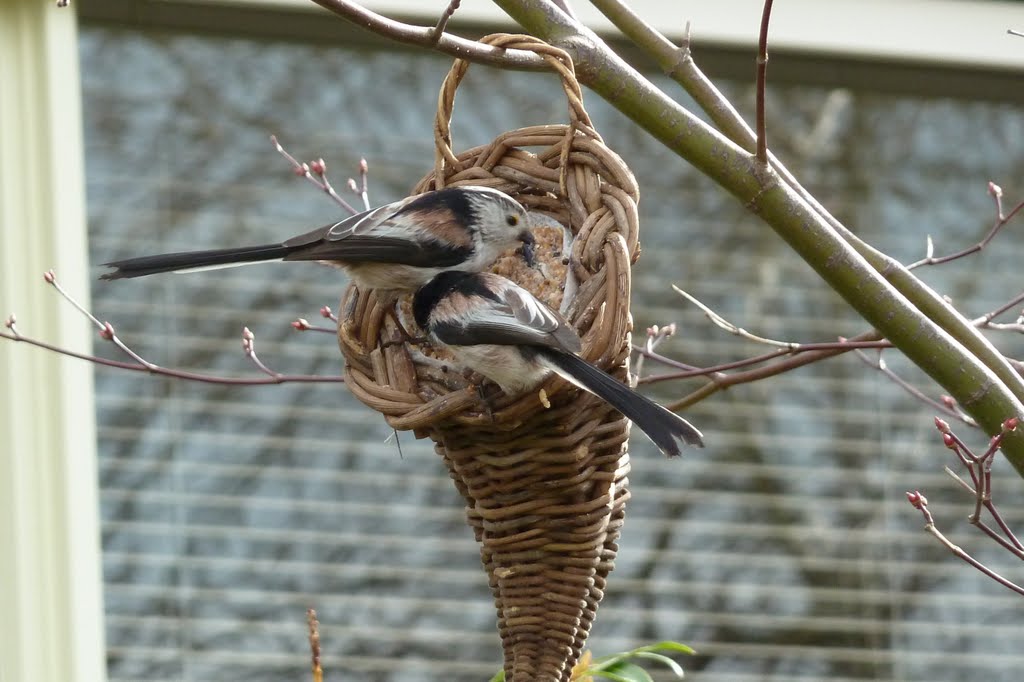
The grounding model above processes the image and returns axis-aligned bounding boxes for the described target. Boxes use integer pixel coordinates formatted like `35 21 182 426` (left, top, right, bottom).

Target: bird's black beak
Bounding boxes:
520 231 536 267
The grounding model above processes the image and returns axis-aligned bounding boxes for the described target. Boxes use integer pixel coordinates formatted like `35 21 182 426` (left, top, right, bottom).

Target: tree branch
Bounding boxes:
755 0 775 162
307 0 548 69
586 0 757 153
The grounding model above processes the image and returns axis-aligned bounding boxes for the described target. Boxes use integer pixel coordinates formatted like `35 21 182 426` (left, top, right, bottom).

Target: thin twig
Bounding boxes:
755 0 775 162
306 0 547 70
674 285 798 349
292 318 338 334
44 270 155 368
2 326 343 385
320 305 339 324
587 0 757 153
852 349 976 425
906 491 1024 597
652 281 1024 413
662 330 886 411
430 0 461 45
272 135 359 214
242 327 279 378
354 159 370 211
633 323 676 380
3 273 344 386
933 419 1024 557
973 290 1024 328
637 337 892 384
907 184 1024 270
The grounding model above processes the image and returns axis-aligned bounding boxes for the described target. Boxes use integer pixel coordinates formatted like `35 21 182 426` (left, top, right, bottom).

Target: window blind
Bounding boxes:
83 24 1024 682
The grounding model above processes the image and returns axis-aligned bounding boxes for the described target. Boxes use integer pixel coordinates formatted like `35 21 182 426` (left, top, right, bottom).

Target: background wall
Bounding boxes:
80 12 1024 682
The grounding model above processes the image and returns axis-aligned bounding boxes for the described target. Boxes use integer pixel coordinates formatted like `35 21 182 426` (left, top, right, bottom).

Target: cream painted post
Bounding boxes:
0 2 106 682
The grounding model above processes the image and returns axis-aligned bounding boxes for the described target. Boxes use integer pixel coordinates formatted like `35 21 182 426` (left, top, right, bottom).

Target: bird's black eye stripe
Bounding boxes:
457 277 505 304
401 187 476 227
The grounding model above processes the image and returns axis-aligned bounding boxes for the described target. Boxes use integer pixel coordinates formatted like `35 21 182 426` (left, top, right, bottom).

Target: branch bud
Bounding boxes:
4 314 15 329
43 270 56 283
942 432 956 450
934 416 951 434
319 306 333 319
310 158 326 175
242 327 255 352
1002 417 1019 432
988 181 1003 198
292 318 310 331
100 322 115 340
905 490 928 509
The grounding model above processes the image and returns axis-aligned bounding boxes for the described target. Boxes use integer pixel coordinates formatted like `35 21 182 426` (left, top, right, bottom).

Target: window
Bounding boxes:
6 2 1024 681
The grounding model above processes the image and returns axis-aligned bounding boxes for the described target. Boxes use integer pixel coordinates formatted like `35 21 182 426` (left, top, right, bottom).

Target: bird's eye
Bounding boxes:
506 215 519 227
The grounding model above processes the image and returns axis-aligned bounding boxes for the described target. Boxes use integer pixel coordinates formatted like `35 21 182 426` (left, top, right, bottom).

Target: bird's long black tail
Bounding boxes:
100 244 292 280
540 349 704 458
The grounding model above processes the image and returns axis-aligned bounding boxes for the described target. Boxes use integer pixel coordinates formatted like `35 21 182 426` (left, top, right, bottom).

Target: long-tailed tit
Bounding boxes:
413 271 704 458
100 186 536 291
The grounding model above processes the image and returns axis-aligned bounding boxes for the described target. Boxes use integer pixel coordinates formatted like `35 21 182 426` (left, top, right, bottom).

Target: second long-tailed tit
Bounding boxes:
100 186 536 291
413 271 705 458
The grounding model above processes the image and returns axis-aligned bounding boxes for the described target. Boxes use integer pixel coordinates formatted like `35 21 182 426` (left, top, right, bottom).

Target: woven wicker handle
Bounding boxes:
433 34 598 196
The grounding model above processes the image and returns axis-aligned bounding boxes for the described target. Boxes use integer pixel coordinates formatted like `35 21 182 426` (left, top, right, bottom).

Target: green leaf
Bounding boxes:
632 652 685 677
635 641 697 656
591 661 655 682
489 670 505 682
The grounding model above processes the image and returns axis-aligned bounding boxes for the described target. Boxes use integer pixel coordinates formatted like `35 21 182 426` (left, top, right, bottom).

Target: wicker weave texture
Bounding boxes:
338 35 640 682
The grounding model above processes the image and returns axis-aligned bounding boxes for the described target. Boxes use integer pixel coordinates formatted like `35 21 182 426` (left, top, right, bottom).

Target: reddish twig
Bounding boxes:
346 158 371 212
636 337 892 384
908 183 1024 270
271 135 360 214
659 331 887 411
306 0 546 70
755 0 775 162
292 305 340 334
908 417 1024 596
645 276 1024 413
292 318 338 334
906 489 1024 597
851 348 976 426
2 271 344 386
935 417 1024 553
633 323 677 380
430 0 461 45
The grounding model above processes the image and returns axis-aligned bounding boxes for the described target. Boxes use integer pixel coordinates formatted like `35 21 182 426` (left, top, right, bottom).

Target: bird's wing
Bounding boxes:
281 235 469 266
432 280 582 353
281 195 473 266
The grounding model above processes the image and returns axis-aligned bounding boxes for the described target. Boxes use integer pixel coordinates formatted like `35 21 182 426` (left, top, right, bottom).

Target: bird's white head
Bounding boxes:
462 187 535 266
